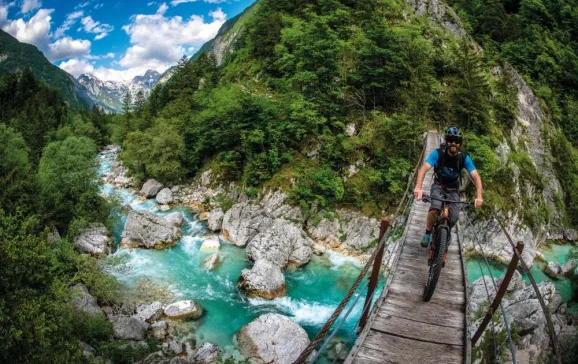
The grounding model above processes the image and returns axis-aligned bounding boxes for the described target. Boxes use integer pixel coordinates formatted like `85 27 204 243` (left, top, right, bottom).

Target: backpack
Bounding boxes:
434 143 467 186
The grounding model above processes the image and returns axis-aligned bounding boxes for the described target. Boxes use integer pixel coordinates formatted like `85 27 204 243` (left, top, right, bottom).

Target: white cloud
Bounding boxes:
86 52 114 60
21 0 41 14
47 36 91 61
54 10 83 38
94 3 104 9
171 0 228 5
147 1 157 6
81 15 113 40
0 3 15 27
2 8 52 46
75 1 90 9
58 57 94 77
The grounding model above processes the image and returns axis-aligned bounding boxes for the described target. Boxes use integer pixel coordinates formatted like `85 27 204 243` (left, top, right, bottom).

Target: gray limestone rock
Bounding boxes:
246 220 313 268
70 283 105 317
221 202 273 247
236 313 310 364
141 179 163 198
203 253 221 271
207 209 224 231
165 212 184 227
406 0 467 38
164 300 204 320
260 190 304 222
564 229 577 242
336 209 380 250
238 260 286 300
545 261 562 278
110 315 150 341
155 188 173 205
189 342 222 363
80 341 96 358
120 210 182 249
135 301 164 323
73 223 111 257
561 260 577 275
151 320 168 340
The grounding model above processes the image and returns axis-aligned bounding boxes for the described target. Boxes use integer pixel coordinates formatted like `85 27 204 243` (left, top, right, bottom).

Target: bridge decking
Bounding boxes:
346 131 467 364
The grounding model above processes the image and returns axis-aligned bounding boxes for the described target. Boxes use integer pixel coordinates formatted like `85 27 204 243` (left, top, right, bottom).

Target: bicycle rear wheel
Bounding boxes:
423 227 447 302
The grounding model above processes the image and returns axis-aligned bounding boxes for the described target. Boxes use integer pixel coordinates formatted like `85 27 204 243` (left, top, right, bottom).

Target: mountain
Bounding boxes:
77 70 161 113
0 30 92 110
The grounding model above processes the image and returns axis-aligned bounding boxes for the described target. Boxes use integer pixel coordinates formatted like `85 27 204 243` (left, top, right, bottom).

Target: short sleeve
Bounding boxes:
464 155 476 173
425 149 439 167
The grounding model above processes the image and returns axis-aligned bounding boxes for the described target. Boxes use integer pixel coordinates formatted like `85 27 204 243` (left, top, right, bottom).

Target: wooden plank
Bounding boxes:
393 267 464 290
354 347 399 364
381 294 464 327
361 330 463 364
395 261 464 279
372 312 464 346
388 282 465 305
388 281 465 304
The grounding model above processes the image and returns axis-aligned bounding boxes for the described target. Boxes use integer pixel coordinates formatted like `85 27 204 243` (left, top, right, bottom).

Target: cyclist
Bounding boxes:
413 126 484 247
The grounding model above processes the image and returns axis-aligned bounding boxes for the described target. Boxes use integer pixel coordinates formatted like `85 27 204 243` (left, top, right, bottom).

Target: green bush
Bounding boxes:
290 167 344 209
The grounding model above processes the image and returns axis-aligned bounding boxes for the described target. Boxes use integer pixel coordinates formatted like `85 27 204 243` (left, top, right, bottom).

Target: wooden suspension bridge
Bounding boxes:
345 130 468 363
292 130 561 364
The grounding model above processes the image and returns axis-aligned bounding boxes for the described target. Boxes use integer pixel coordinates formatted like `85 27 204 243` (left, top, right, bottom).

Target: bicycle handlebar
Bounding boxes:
421 194 473 205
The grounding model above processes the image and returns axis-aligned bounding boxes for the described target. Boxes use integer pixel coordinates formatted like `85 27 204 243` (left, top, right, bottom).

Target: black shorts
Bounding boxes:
430 183 460 225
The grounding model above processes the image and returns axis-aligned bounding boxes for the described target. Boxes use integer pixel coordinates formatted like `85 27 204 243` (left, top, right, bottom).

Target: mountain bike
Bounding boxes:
421 195 471 302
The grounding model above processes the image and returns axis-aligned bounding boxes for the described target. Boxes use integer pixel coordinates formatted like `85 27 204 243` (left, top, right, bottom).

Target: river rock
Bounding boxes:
188 342 221 363
110 315 150 340
135 301 164 323
236 313 310 364
151 320 168 340
221 202 273 247
564 229 577 242
73 223 111 257
164 300 203 320
246 220 313 268
141 179 163 198
307 209 379 251
156 188 173 205
165 212 184 226
120 210 182 249
207 209 224 231
200 236 220 251
545 261 562 278
203 253 221 271
260 190 304 222
80 341 96 358
238 260 286 299
561 260 577 275
70 283 105 317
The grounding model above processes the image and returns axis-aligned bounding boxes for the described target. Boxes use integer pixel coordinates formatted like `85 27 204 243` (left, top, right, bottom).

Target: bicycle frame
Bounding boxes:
429 203 451 266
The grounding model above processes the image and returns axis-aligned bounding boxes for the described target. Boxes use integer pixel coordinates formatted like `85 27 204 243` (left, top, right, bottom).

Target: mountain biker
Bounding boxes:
413 126 484 247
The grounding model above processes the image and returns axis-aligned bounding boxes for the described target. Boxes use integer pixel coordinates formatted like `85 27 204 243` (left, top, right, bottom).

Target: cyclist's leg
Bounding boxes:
446 187 460 243
422 184 441 247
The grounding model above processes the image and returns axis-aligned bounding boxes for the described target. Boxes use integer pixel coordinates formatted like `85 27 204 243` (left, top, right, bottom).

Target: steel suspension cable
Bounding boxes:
476 256 499 363
464 211 517 363
492 211 563 363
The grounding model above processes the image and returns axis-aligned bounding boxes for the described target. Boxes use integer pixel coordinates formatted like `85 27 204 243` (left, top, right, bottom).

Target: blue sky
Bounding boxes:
0 0 256 81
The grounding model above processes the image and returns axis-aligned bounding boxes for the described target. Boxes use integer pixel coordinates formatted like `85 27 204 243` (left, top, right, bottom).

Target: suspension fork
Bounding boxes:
429 205 451 265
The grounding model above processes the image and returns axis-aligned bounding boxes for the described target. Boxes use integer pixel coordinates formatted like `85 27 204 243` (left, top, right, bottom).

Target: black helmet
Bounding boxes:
445 126 462 142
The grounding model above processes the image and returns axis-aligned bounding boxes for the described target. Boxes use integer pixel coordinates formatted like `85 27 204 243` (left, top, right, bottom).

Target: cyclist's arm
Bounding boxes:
414 162 433 200
470 170 483 207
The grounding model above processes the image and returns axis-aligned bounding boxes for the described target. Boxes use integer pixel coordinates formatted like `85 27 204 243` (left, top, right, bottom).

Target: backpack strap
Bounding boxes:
434 143 447 180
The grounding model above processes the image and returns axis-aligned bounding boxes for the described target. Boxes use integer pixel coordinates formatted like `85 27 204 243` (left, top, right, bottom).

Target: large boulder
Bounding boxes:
238 260 286 300
141 179 163 198
110 315 150 340
236 313 310 364
120 210 182 249
134 301 164 323
545 261 562 278
73 223 111 257
70 283 105 317
188 342 222 363
221 202 273 247
156 188 173 205
164 300 204 320
561 260 578 275
307 210 379 251
246 220 313 268
564 229 577 242
200 236 220 251
207 209 224 231
203 253 221 271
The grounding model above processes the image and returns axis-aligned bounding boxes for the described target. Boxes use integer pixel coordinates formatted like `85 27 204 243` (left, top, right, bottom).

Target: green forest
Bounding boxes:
1 0 578 362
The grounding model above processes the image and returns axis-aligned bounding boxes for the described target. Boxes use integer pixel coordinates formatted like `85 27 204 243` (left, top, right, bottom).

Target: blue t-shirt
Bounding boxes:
425 149 476 183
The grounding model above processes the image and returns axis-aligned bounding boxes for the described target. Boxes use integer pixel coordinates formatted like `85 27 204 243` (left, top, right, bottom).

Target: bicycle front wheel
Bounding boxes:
423 227 447 302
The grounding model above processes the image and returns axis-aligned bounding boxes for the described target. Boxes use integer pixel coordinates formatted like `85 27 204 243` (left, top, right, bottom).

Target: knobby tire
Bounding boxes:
423 227 447 302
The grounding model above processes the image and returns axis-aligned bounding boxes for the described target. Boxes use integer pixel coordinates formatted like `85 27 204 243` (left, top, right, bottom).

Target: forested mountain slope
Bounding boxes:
0 30 92 110
118 0 578 232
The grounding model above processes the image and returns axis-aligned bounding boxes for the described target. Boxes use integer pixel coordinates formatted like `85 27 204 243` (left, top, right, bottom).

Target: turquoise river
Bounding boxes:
98 149 577 360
